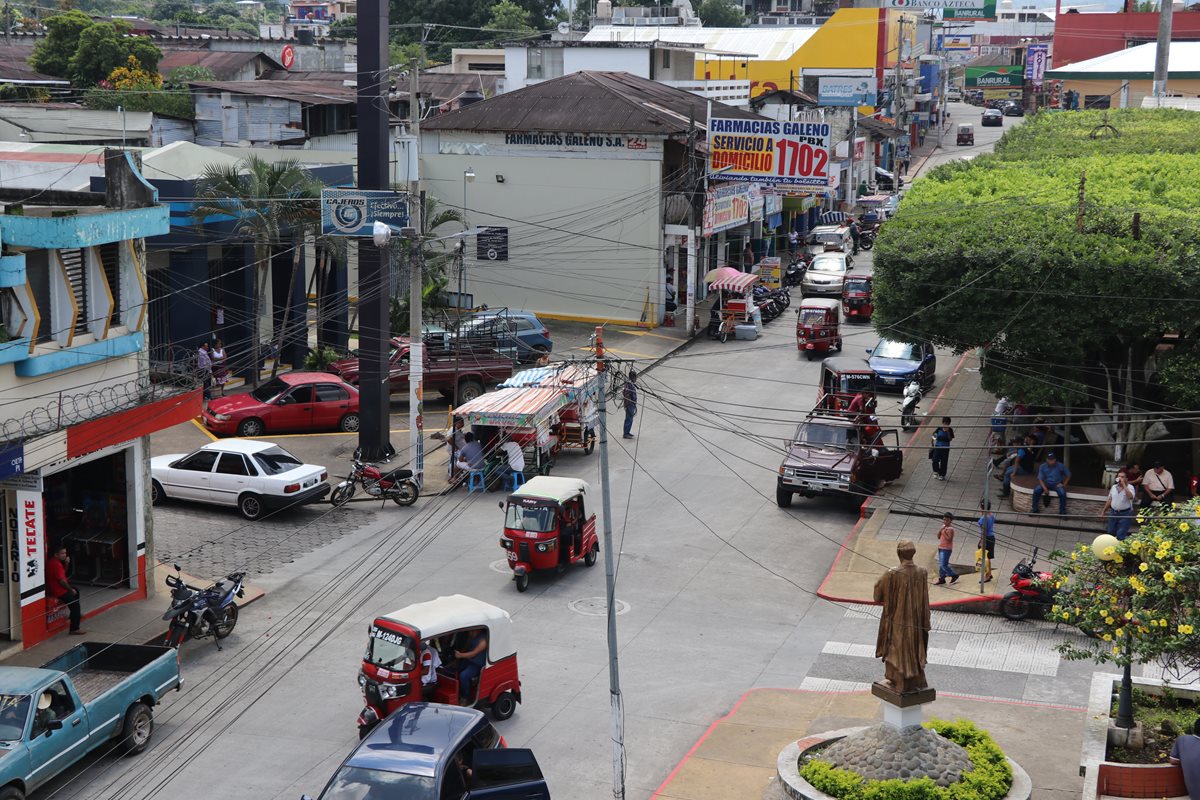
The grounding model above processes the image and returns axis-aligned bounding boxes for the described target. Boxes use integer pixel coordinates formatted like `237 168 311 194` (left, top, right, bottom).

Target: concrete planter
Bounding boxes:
1079 672 1193 800
777 725 1032 800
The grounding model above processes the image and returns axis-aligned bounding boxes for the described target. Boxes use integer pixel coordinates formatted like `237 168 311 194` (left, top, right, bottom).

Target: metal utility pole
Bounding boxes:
594 327 625 800
408 61 425 481
355 0 391 462
844 113 857 208
980 461 992 595
1153 0 1174 98
686 111 698 338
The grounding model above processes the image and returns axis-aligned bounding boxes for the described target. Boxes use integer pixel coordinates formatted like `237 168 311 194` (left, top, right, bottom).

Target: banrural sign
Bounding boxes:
944 0 997 20
707 116 833 189
965 64 1024 88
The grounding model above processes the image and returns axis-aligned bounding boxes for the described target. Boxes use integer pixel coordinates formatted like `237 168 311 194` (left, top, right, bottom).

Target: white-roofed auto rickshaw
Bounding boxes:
499 476 598 592
357 594 521 738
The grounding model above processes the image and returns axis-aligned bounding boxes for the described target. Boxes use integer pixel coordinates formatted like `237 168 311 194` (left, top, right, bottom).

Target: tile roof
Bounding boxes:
158 50 283 79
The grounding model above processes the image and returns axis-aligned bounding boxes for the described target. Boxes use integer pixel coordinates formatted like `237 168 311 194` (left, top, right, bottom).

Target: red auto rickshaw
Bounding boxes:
796 297 842 360
500 476 598 592
842 273 874 322
817 356 878 412
357 594 521 738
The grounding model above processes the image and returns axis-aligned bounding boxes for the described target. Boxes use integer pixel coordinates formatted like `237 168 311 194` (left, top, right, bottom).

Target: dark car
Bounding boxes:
981 108 1004 127
307 703 550 800
1002 101 1025 117
457 312 553 363
867 339 936 391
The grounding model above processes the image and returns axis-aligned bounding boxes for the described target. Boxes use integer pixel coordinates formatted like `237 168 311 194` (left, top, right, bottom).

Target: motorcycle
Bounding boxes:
899 380 923 430
332 459 419 507
162 565 246 650
858 230 876 251
784 254 809 287
999 548 1055 621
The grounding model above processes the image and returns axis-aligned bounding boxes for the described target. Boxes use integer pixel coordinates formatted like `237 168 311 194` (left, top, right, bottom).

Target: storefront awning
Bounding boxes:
455 386 569 427
820 211 849 225
708 272 759 293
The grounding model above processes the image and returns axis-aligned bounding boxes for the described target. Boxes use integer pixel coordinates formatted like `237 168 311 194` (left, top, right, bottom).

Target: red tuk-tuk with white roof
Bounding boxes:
500 476 598 592
357 594 521 738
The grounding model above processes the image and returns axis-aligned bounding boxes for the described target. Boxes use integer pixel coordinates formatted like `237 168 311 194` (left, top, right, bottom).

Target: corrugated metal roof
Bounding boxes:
188 79 356 105
583 25 818 62
158 50 282 79
1047 41 1200 78
0 45 68 85
0 107 155 136
422 70 761 135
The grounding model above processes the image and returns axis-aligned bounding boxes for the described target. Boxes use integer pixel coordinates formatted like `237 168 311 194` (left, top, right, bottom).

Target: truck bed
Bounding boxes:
41 642 178 705
70 669 132 705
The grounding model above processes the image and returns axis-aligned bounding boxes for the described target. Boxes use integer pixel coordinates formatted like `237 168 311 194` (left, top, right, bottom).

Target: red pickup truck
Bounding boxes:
328 342 514 403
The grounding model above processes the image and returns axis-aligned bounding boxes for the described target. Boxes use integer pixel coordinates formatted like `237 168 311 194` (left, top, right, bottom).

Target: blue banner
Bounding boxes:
320 189 411 237
0 445 23 480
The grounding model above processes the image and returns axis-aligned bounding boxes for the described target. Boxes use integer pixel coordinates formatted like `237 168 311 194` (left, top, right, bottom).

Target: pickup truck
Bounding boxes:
328 341 514 403
0 642 182 799
776 413 902 511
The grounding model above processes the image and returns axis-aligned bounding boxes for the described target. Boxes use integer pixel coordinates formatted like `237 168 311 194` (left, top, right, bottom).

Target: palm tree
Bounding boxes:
388 194 466 333
193 156 321 385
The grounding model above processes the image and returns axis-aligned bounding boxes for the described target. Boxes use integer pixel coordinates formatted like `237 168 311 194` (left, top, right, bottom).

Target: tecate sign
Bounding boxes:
818 76 877 107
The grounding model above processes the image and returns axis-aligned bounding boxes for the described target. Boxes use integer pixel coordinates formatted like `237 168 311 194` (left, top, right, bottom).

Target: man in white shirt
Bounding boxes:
1102 470 1137 540
420 640 442 699
1141 462 1176 509
500 440 525 483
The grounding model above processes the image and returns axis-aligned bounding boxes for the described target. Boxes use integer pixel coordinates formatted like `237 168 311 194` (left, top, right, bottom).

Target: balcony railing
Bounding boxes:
661 79 752 108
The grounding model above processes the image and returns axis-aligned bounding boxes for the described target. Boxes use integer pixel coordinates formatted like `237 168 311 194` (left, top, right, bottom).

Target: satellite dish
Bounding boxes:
557 21 571 34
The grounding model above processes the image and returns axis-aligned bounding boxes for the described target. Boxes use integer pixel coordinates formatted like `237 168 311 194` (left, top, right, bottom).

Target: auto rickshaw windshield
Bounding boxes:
844 279 870 293
364 625 417 670
799 309 830 325
505 501 558 532
840 373 875 393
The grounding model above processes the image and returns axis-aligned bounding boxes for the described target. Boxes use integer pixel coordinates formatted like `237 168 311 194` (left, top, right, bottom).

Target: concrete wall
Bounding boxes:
564 48 648 78
1059 78 1200 109
419 140 666 324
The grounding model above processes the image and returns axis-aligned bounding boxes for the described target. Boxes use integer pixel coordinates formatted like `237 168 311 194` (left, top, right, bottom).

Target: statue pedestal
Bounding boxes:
872 681 936 731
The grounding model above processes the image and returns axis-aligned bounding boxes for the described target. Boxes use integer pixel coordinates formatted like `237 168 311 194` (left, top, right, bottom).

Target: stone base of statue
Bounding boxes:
871 681 936 730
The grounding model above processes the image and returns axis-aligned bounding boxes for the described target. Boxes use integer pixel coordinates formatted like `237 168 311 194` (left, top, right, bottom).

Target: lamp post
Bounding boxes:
461 167 476 302
117 105 127 149
1094 533 1136 729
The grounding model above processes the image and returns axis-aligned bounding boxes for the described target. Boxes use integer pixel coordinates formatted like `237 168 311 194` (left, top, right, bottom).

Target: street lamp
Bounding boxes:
1094 533 1136 730
461 167 477 303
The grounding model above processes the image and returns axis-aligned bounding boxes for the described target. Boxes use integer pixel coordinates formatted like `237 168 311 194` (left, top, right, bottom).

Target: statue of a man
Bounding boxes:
873 540 931 693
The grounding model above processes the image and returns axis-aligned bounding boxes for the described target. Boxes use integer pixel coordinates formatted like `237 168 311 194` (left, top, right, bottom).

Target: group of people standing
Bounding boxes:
196 340 230 401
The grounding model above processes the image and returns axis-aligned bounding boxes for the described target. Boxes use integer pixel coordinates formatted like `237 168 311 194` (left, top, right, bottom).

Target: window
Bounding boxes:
215 453 250 476
319 767 435 800
251 378 290 403
504 501 556 532
526 48 563 80
315 383 350 402
252 446 303 475
363 626 416 669
0 695 31 742
471 723 500 750
661 49 671 69
176 451 219 472
58 249 88 337
285 386 315 404
32 681 74 737
470 748 545 791
97 242 121 326
872 341 919 360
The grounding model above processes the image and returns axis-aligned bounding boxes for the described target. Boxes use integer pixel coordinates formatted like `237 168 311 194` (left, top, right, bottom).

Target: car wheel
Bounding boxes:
237 417 265 438
213 603 239 639
120 702 154 756
490 692 517 721
585 542 598 567
339 413 361 433
776 487 793 508
0 785 24 800
238 493 265 521
151 480 165 506
457 379 485 404
514 573 529 593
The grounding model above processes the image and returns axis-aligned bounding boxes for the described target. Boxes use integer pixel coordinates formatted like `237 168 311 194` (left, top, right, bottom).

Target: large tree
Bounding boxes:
697 0 746 27
29 9 93 78
484 0 535 38
389 0 553 59
31 12 162 86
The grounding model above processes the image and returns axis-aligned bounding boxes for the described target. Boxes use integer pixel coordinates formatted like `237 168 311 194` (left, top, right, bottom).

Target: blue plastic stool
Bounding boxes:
467 471 486 493
509 472 526 491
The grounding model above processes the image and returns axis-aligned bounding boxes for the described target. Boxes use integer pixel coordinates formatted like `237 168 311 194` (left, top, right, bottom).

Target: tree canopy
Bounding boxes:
31 11 162 86
388 0 553 59
484 0 535 39
696 0 746 27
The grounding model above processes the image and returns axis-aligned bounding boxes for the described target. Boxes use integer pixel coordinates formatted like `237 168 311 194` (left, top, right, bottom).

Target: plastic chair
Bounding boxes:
467 471 486 493
509 472 526 491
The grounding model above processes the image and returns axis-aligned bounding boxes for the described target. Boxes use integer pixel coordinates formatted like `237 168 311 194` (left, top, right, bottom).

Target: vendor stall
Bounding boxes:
455 386 571 483
705 267 761 342
499 364 603 454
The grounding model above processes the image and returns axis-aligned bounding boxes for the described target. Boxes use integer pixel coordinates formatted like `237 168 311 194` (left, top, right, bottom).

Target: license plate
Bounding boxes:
304 478 317 488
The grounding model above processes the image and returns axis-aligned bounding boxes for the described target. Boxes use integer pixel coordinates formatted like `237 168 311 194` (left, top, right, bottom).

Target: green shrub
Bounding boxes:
799 718 1012 800
303 346 342 371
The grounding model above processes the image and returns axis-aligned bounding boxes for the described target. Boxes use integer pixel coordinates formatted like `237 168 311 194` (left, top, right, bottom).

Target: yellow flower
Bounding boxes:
1103 546 1117 557
1075 607 1081 615
1139 562 1149 572
1112 647 1121 655
1103 634 1112 641
1071 551 1078 561
1115 627 1124 637
1165 572 1176 584
1129 541 1142 553
1160 618 1168 627
1183 625 1195 635
1061 613 1070 621
1136 516 1145 524
1124 611 1134 620
1177 555 1184 563
1180 523 1190 532
1105 617 1115 625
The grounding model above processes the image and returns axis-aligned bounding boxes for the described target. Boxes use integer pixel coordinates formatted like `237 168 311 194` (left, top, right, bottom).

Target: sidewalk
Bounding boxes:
819 351 1106 611
649 687 1084 800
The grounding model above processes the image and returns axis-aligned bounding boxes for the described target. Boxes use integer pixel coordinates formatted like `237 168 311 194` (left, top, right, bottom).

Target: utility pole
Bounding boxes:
844 113 857 208
685 110 698 337
355 0 391 462
980 460 991 595
594 327 625 800
408 60 425 481
1152 0 1174 98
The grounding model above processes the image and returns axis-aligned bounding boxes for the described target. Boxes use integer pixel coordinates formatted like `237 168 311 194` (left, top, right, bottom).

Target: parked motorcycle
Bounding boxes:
858 230 876 251
332 459 419 507
1000 548 1055 621
162 565 246 649
784 254 810 287
899 380 923 430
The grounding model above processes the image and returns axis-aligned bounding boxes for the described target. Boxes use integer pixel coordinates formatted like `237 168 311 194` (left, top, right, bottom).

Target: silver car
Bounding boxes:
801 253 851 297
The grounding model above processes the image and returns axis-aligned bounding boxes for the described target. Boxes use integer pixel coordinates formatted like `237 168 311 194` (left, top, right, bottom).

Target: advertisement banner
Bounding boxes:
818 76 877 107
965 64 1024 88
1025 43 1049 89
702 184 752 237
944 0 997 19
15 490 42 606
320 189 410 237
885 0 983 7
708 117 832 189
940 34 972 50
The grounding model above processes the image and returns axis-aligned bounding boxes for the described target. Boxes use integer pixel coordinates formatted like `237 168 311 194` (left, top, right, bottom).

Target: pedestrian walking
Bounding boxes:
196 342 213 402
848 218 861 255
977 501 996 582
621 371 638 440
1030 452 1070 516
47 544 84 635
211 339 229 397
1169 718 1200 800
934 512 958 586
1102 470 1137 540
930 417 954 481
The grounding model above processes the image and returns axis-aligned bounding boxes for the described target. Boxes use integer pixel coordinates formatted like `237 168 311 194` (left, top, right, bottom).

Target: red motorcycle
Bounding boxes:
331 459 418 507
1000 548 1054 620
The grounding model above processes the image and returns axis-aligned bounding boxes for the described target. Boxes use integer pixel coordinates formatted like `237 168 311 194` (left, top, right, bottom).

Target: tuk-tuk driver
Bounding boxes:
454 628 488 704
560 501 582 569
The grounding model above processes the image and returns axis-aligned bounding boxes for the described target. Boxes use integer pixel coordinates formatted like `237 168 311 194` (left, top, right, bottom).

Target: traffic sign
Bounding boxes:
320 189 411 237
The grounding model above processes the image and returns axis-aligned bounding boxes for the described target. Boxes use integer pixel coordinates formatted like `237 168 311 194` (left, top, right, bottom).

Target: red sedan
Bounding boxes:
201 372 361 437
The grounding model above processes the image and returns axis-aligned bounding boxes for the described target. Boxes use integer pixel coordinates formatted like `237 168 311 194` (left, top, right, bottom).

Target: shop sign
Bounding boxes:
749 185 764 224
0 472 40 492
982 88 1022 100
15 490 42 605
818 77 877 107
1025 43 1050 89
965 65 1024 88
939 34 973 50
708 117 832 189
764 191 783 218
834 137 868 161
476 227 509 261
944 0 997 19
0 445 23 481
320 189 411 237
885 0 984 6
702 184 752 236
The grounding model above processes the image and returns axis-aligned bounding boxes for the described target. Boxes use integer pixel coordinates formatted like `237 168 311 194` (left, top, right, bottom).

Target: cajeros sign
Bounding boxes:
965 65 1025 89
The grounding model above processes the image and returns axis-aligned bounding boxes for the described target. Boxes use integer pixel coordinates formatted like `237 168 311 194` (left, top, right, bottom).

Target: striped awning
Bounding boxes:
455 386 569 427
819 211 849 225
501 364 599 390
708 272 759 293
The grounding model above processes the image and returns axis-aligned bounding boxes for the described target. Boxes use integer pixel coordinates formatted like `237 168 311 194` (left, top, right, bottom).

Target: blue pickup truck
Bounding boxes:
0 642 182 799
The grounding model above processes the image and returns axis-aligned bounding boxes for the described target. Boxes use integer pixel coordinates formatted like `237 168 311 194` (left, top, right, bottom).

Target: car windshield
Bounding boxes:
250 378 289 403
799 308 831 325
252 446 303 475
795 423 856 450
0 695 30 741
873 341 919 360
505 500 558 532
810 258 845 274
319 766 436 800
364 626 416 670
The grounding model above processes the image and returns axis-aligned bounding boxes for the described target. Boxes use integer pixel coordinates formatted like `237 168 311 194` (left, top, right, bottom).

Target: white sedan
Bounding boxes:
150 440 330 521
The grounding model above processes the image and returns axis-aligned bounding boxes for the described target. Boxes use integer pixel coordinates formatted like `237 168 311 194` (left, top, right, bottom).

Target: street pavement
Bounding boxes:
18 104 1109 800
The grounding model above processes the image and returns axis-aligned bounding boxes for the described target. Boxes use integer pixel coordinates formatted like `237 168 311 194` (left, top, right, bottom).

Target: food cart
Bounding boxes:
454 386 570 483
705 267 761 342
499 364 602 455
